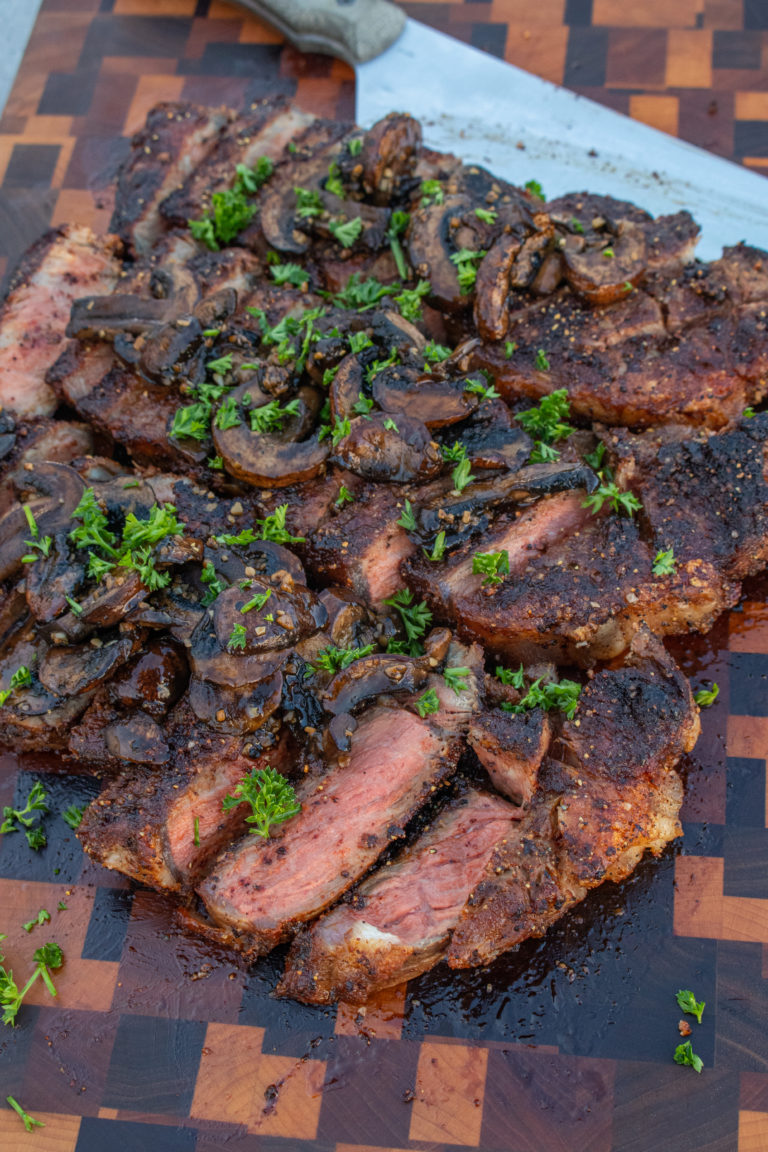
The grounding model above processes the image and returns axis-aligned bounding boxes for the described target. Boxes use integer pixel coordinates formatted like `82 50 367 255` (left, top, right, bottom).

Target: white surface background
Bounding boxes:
1 0 45 116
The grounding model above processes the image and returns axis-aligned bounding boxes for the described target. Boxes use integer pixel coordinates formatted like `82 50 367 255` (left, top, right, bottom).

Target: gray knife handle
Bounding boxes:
234 0 405 65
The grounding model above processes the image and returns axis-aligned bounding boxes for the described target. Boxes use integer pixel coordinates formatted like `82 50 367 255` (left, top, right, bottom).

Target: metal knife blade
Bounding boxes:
234 2 768 258
356 20 768 259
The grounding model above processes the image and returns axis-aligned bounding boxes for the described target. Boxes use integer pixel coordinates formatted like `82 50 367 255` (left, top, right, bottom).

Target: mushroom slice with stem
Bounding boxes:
212 380 329 488
333 414 441 484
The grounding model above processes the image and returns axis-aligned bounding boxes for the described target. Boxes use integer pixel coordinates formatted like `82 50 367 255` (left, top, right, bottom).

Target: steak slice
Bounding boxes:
468 708 551 806
404 490 593 627
159 99 315 231
278 788 517 1005
447 630 699 967
0 226 121 418
78 710 291 891
303 483 417 606
110 102 232 253
197 706 460 955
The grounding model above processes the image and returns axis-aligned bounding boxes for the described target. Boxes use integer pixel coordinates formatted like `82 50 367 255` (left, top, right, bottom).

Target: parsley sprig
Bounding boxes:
501 677 582 720
309 644 375 674
0 941 63 1026
6 1095 44 1132
20 505 52 564
582 481 642 518
673 1041 703 1074
414 688 440 717
0 666 32 708
69 490 184 591
222 766 301 839
443 666 471 695
1 781 48 851
188 157 273 250
450 248 486 294
516 389 574 463
384 588 432 657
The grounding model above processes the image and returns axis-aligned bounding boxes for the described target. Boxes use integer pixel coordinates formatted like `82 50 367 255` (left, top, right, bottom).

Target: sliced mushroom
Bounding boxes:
189 623 288 689
360 113 422 203
330 352 366 421
372 366 478 429
39 632 139 697
212 578 326 654
140 315 204 381
209 539 306 588
212 380 329 488
104 713 170 764
326 710 358 753
417 461 600 535
318 587 372 649
188 670 283 734
66 294 169 340
564 220 647 305
473 233 523 341
508 218 556 291
407 195 472 313
111 636 189 716
333 413 441 484
322 653 428 715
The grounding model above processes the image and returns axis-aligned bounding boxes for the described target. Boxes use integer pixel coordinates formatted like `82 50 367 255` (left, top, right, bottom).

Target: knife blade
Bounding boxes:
237 1 768 259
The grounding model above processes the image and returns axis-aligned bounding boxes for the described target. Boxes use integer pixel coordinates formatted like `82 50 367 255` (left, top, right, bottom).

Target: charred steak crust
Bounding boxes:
0 95 762 1001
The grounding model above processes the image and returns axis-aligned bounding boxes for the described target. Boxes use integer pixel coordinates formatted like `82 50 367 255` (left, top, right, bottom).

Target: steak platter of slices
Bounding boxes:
2 94 765 1005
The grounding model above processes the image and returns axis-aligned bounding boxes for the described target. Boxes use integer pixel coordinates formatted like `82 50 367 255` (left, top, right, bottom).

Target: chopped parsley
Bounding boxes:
0 941 63 1027
464 375 500 403
693 683 719 708
295 187 323 219
0 666 32 708
535 348 551 371
6 1096 44 1132
249 398 300 435
383 588 432 657
452 456 475 493
62 805 84 830
443 666 471 695
423 531 446 562
270 262 308 288
474 206 498 224
1 781 48 850
424 340 452 366
309 644 375 673
22 910 50 933
653 548 676 576
397 500 417 531
228 623 247 651
222 766 301 839
240 588 271 614
450 247 486 294
328 216 364 247
502 677 582 720
420 179 444 206
392 279 430 323
414 688 441 718
472 550 510 586
524 178 545 201
386 210 410 279
582 481 642 518
496 664 525 689
676 989 705 1024
673 1041 703 1074
336 485 354 507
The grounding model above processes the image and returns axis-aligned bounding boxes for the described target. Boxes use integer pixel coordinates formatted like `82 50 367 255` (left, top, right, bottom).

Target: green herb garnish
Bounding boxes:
676 989 705 1024
414 689 441 718
472 550 510 586
222 766 301 839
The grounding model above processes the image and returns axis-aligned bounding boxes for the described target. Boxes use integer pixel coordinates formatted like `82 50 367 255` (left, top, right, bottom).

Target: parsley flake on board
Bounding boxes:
693 683 719 708
222 766 301 839
676 989 705 1024
673 1041 703 1074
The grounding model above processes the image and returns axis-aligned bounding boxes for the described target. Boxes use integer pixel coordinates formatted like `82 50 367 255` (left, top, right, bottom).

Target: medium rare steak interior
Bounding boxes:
0 95 762 1003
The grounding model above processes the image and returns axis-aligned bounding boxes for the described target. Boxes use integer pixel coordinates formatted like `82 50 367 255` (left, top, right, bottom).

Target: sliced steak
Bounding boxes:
0 226 121 418
279 788 517 1005
159 100 315 230
197 706 461 955
78 710 290 891
110 102 232 253
447 630 699 967
468 708 550 806
303 483 417 606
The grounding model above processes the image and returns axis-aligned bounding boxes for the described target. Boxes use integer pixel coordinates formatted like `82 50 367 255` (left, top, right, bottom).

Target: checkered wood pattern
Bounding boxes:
1 1 768 1148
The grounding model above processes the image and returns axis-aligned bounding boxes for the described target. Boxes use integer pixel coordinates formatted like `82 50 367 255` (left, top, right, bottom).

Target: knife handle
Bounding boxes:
234 0 405 66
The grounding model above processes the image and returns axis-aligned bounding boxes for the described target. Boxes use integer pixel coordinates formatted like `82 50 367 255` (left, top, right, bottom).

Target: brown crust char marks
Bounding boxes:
159 100 315 233
110 102 232 253
78 710 290 891
447 631 699 968
62 364 182 468
197 707 461 956
303 484 417 606
0 226 121 419
279 789 517 1005
468 708 550 806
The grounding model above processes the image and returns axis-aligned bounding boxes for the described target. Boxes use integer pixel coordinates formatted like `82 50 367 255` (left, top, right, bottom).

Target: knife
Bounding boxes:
237 0 768 259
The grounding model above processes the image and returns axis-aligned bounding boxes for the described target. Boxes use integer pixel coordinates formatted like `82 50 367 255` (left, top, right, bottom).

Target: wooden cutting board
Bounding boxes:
1 3 768 1150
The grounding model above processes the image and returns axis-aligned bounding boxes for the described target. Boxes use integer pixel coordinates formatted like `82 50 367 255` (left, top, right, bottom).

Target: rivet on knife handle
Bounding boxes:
234 0 406 66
